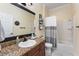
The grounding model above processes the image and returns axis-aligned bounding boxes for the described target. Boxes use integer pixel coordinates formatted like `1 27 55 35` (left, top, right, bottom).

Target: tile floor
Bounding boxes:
52 43 73 56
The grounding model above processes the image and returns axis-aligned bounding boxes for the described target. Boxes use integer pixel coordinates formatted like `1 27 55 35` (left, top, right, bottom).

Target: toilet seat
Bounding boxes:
45 43 52 48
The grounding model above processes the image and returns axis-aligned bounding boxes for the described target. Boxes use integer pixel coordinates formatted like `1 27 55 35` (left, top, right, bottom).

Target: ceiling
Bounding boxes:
44 3 69 9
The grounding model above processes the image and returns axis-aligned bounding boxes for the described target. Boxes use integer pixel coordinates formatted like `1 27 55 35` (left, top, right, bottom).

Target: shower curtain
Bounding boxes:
45 26 57 48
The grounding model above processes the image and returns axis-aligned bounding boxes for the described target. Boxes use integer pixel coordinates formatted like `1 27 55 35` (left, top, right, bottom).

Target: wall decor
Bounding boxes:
21 3 33 6
39 14 43 30
21 3 26 6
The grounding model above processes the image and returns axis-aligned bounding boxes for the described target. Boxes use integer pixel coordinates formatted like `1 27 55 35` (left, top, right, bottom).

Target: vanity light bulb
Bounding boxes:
27 3 32 6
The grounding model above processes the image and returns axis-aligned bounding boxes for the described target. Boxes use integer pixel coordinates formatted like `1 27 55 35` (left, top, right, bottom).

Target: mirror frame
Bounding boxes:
11 3 35 15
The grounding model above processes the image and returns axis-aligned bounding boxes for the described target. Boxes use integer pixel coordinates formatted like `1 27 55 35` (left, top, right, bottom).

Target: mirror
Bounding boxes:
13 13 35 36
0 3 35 38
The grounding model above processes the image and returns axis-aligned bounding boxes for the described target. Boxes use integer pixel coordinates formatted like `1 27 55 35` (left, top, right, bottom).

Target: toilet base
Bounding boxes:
45 43 52 56
45 48 52 56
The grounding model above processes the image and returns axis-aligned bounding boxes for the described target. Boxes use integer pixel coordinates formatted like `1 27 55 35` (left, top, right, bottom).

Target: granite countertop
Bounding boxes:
0 37 45 56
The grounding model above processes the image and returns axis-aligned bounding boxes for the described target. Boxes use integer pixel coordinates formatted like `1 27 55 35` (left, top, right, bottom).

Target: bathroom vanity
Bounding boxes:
0 37 45 56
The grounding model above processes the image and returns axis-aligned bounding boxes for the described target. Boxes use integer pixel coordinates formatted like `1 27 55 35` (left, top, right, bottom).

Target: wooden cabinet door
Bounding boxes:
23 41 45 56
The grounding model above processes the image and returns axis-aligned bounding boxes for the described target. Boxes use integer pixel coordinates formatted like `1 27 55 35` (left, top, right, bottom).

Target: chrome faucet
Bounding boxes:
16 36 20 44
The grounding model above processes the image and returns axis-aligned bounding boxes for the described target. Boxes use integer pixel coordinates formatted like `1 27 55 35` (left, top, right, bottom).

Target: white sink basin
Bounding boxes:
18 40 36 48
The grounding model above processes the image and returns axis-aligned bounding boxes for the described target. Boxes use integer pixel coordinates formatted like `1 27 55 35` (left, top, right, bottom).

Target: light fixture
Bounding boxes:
21 3 33 6
21 3 26 6
27 3 33 6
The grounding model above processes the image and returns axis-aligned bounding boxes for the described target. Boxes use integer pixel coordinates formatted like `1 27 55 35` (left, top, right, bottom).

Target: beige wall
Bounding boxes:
43 5 49 17
48 4 73 43
0 3 44 37
72 4 79 55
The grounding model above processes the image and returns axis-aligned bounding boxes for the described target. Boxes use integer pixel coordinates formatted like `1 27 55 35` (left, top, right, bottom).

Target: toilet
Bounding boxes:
45 42 52 56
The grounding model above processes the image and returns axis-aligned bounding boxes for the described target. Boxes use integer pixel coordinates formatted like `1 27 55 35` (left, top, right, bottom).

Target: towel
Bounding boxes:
0 20 5 42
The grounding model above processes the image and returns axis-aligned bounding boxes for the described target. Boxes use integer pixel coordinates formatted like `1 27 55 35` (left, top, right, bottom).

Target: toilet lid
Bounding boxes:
45 43 52 47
